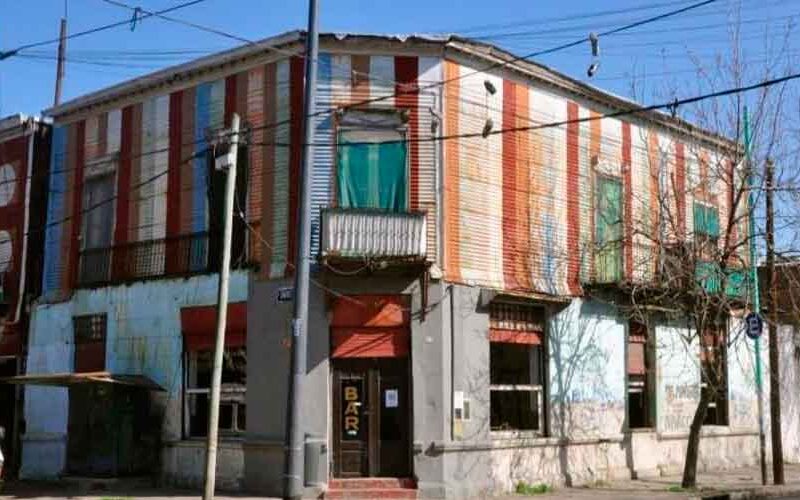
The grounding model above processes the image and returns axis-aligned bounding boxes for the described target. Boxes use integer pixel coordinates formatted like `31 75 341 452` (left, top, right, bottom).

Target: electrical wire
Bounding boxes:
0 0 210 60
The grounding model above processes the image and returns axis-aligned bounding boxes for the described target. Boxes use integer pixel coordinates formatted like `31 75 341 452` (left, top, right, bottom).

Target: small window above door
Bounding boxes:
336 110 408 212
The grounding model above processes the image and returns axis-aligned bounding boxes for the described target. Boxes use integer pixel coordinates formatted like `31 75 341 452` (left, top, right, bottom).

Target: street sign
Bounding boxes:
745 312 763 340
276 287 294 303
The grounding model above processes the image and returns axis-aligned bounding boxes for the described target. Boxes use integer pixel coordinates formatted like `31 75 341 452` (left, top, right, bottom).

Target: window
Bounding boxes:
694 202 721 293
595 176 623 282
336 111 407 212
185 349 246 438
701 327 728 426
73 314 107 373
79 169 115 285
489 303 546 433
627 321 654 428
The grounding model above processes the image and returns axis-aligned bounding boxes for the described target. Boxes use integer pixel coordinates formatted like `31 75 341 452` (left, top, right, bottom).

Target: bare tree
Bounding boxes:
586 4 800 489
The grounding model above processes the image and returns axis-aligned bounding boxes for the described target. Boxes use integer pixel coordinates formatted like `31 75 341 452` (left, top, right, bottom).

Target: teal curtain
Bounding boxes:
595 177 623 282
337 135 407 211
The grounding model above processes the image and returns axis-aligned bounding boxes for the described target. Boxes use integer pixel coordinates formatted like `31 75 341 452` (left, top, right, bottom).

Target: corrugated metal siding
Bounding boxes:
321 209 426 258
440 58 739 297
306 53 441 268
42 126 67 297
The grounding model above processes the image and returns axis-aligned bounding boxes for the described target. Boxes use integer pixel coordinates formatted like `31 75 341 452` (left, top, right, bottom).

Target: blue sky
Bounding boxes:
1 0 796 116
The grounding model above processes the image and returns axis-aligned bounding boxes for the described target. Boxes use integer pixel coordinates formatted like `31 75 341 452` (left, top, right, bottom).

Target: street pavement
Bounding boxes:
1 464 800 499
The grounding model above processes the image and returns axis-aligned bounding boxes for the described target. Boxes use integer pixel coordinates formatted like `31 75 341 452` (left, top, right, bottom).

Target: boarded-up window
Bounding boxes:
73 314 107 373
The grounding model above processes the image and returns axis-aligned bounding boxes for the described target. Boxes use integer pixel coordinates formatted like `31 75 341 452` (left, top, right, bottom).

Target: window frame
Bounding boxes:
594 174 624 283
182 348 247 439
700 325 729 427
334 109 410 212
626 320 656 430
489 336 547 437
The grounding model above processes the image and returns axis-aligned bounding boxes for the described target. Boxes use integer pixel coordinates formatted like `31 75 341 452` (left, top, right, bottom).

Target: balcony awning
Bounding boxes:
0 371 165 391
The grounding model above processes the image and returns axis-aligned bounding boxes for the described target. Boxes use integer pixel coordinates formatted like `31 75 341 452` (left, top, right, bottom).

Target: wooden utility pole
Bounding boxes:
53 17 67 106
765 158 784 484
202 113 240 500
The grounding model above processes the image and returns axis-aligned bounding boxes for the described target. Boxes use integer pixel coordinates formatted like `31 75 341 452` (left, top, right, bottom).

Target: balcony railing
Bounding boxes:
585 241 749 300
320 208 427 260
78 232 210 287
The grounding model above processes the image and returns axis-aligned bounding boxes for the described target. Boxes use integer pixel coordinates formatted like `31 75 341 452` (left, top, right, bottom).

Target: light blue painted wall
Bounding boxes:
21 271 248 479
548 299 626 439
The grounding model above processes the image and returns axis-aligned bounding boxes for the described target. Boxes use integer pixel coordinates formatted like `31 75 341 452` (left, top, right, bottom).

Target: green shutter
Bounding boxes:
694 202 720 238
596 177 623 282
337 134 407 211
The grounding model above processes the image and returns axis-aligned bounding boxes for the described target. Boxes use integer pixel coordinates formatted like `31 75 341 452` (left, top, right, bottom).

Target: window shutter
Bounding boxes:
489 302 544 345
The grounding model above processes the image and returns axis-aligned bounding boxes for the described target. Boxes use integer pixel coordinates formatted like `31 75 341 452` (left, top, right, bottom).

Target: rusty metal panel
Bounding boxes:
321 209 426 258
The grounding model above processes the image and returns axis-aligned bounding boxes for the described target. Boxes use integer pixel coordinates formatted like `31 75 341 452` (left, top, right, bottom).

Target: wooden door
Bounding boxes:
332 362 373 478
332 358 411 478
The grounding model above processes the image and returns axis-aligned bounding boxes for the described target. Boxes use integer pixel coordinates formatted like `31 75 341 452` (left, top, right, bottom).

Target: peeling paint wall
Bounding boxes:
21 271 248 483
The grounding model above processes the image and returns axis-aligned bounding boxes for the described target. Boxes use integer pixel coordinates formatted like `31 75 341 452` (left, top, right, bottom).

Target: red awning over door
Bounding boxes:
330 295 410 359
181 302 247 351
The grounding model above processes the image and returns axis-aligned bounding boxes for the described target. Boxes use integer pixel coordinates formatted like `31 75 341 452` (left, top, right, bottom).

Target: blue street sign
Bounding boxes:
745 312 763 340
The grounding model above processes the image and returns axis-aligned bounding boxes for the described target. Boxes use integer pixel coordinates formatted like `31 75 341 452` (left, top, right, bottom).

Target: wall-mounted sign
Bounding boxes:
745 312 763 340
385 389 398 408
342 379 364 440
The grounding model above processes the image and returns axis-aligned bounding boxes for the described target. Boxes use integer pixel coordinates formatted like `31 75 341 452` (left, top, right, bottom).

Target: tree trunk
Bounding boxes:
681 389 711 489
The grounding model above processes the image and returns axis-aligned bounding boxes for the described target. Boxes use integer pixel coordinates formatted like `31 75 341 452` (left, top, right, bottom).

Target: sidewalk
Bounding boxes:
1 465 799 499
501 463 800 500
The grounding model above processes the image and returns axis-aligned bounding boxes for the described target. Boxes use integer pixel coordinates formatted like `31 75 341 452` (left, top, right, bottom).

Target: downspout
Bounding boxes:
449 284 455 441
14 119 36 324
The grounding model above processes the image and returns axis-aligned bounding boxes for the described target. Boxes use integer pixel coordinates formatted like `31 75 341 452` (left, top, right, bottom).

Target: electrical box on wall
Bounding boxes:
453 391 471 439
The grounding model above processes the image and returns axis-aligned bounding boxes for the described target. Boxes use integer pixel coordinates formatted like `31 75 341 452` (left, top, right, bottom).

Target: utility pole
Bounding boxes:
744 107 767 486
284 0 319 498
53 17 67 106
202 113 240 500
765 158 785 484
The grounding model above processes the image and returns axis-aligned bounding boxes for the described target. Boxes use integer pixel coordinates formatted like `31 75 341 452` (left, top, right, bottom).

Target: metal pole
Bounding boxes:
202 113 240 500
765 158 785 484
54 18 67 106
744 107 767 486
284 1 319 498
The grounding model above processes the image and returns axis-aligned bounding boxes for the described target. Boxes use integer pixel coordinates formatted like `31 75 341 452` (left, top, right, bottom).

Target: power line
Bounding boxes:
0 0 210 60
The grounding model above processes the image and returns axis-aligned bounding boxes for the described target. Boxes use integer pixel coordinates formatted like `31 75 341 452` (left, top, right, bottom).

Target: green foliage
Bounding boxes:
515 481 551 495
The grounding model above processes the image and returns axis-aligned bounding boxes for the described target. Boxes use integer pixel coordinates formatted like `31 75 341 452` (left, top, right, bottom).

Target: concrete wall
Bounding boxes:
245 273 448 496
21 271 248 487
432 288 768 497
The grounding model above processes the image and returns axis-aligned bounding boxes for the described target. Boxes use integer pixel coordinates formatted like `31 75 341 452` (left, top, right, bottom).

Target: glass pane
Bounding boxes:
490 390 539 431
490 343 538 385
190 349 246 389
219 402 234 430
189 393 209 437
237 403 246 431
340 377 366 441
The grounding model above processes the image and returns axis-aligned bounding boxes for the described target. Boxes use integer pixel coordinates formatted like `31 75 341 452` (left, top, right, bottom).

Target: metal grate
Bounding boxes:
73 314 107 343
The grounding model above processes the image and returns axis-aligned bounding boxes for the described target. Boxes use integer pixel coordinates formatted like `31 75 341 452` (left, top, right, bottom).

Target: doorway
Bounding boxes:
332 358 411 478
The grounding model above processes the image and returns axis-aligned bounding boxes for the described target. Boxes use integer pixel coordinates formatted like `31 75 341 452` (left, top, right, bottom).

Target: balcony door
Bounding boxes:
80 172 115 284
336 111 408 212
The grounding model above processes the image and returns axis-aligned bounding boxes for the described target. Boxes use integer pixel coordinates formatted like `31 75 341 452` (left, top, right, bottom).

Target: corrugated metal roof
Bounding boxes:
42 30 737 150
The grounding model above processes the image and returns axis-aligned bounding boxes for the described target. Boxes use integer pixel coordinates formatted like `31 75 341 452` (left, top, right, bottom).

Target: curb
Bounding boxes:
690 485 800 499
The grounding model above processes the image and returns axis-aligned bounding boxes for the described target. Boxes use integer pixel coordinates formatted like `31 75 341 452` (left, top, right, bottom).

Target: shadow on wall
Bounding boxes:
444 292 627 496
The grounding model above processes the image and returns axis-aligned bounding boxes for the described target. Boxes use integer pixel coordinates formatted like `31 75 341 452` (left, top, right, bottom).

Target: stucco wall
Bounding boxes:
21 271 248 484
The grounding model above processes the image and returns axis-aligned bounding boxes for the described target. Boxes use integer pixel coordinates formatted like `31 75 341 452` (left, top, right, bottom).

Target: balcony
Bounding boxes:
78 232 210 287
320 208 427 261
